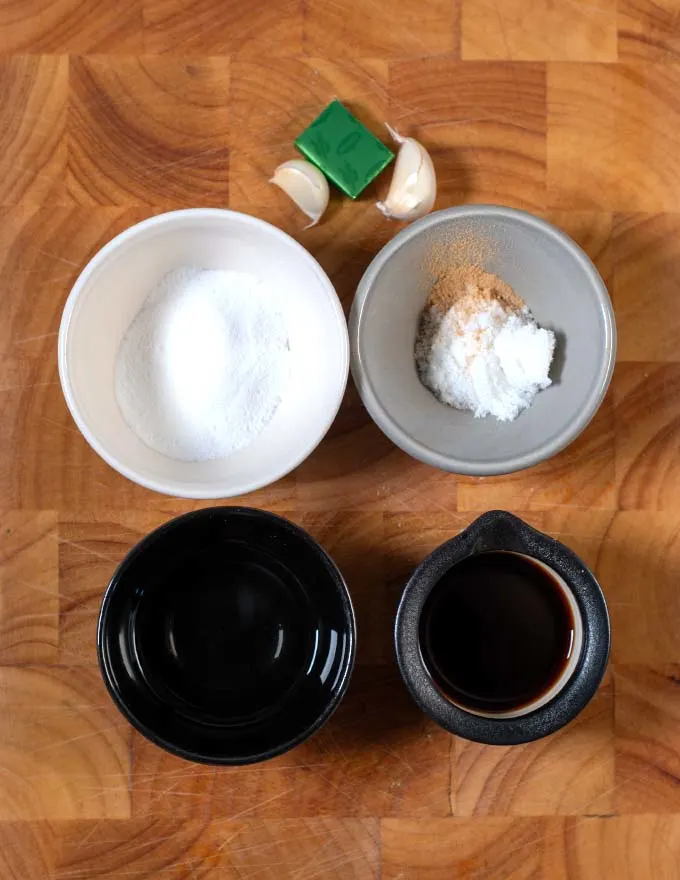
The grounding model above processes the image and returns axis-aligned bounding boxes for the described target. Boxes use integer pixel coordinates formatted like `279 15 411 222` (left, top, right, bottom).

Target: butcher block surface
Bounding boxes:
2 0 680 876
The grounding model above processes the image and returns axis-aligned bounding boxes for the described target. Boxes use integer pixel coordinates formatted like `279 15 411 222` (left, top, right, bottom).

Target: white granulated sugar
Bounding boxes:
417 298 555 422
115 267 290 461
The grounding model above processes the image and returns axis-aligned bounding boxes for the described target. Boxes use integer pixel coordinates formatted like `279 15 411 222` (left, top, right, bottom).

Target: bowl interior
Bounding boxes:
60 210 348 497
98 508 355 764
352 208 615 474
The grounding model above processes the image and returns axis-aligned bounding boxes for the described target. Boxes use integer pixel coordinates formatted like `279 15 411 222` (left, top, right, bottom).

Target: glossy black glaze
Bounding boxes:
395 511 610 745
98 507 356 765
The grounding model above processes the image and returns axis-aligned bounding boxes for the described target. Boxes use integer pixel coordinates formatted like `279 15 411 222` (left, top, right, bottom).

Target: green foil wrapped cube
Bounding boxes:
295 100 394 199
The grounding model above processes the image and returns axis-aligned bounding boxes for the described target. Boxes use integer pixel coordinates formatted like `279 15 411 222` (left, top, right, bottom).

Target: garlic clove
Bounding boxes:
376 125 437 221
270 159 329 228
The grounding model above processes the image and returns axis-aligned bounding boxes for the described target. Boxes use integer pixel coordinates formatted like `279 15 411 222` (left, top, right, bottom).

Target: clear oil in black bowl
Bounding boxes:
98 508 355 764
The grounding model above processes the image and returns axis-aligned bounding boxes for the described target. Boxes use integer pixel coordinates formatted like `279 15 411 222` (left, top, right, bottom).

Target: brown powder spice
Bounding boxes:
427 264 525 321
426 223 498 277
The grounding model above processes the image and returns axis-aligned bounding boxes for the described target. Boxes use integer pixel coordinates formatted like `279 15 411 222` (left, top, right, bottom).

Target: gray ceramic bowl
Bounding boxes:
349 206 616 475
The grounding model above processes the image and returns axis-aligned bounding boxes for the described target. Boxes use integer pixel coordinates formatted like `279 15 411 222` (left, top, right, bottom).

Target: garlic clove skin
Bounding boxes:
376 125 437 221
270 159 329 228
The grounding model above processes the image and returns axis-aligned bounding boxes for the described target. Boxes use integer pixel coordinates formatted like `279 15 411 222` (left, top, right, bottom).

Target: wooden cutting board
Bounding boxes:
1 0 680 877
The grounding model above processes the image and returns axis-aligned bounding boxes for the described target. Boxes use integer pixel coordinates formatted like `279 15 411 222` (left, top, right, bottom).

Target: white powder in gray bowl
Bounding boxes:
416 265 555 422
115 267 290 462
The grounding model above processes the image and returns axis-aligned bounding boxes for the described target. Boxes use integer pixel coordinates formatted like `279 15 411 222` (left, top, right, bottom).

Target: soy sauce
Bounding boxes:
419 551 575 714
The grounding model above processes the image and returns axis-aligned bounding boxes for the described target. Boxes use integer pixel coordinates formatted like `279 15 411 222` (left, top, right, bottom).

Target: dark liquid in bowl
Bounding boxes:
419 552 576 714
135 547 316 725
99 508 355 763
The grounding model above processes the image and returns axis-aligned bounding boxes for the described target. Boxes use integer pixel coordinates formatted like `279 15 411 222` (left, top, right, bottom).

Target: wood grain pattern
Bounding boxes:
613 362 680 509
619 0 680 61
599 512 680 662
0 57 68 205
382 817 553 878
55 818 380 879
614 664 680 812
548 63 680 210
0 0 142 53
304 0 458 58
143 0 303 56
131 666 451 820
454 679 614 817
0 666 130 819
462 0 618 61
612 212 680 361
558 815 680 879
0 822 55 880
68 57 230 206
383 815 680 878
2 1 680 876
390 60 547 211
0 511 58 663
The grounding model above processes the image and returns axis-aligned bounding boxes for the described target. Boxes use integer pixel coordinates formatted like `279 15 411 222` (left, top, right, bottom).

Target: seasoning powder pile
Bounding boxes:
416 265 555 422
115 268 290 461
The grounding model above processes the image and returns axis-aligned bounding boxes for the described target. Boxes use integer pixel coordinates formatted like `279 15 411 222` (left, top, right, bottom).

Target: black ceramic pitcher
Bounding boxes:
395 510 610 746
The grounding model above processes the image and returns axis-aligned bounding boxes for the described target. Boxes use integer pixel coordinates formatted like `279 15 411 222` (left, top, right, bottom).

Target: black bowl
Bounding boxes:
98 507 356 765
395 510 610 745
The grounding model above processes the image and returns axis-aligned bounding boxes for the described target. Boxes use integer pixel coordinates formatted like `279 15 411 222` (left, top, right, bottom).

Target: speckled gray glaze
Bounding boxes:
394 511 610 745
350 205 616 476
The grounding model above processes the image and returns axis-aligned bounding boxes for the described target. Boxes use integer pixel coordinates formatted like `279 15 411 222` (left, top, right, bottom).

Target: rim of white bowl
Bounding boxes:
58 208 349 499
349 205 617 477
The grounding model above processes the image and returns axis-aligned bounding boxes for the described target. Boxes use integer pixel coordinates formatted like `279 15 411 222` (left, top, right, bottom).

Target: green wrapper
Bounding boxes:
295 100 394 199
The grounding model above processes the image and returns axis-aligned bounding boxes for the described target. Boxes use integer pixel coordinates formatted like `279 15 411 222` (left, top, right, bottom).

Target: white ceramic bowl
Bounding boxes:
59 209 348 498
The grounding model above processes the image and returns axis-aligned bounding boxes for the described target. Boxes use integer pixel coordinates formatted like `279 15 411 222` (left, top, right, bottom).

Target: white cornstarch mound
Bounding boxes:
416 265 555 422
115 267 290 462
